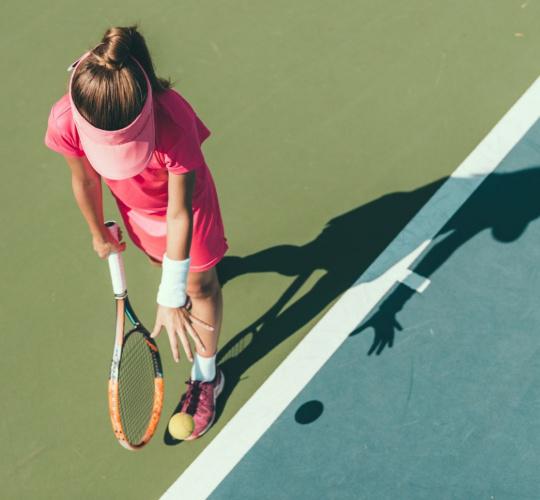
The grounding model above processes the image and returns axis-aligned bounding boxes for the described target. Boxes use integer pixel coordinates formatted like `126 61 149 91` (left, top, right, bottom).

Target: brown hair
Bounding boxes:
70 24 174 131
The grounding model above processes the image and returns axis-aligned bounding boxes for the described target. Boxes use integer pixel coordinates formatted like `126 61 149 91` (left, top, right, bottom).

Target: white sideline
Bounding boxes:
161 77 540 500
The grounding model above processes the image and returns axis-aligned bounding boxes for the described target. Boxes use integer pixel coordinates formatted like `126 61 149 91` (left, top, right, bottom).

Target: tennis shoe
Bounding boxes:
179 368 225 440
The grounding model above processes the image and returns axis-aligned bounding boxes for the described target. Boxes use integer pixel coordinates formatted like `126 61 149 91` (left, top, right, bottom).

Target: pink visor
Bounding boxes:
67 49 155 180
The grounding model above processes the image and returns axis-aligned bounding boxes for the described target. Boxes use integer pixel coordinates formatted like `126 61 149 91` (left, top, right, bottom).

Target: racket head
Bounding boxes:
108 297 164 450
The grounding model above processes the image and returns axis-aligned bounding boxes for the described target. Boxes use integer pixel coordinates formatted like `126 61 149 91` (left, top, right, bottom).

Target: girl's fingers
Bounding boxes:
185 311 215 332
180 314 207 352
176 326 193 363
166 323 180 362
150 321 162 338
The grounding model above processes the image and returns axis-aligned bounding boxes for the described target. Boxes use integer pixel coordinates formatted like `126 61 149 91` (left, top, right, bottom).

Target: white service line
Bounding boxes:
161 77 540 500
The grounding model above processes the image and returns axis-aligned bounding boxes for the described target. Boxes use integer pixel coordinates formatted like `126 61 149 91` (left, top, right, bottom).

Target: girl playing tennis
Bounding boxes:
44 25 227 441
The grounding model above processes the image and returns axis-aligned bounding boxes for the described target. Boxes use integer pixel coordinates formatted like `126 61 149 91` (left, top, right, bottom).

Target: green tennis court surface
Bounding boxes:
3 1 540 499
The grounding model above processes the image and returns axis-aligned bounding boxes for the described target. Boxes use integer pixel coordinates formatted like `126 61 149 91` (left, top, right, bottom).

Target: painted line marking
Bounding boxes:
398 270 431 293
161 76 540 500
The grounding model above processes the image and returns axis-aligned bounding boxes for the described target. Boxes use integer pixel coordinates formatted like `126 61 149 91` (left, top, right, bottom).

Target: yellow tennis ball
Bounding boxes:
168 412 195 440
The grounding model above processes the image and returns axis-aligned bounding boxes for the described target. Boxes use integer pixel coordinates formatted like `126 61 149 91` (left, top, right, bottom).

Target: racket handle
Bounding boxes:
105 220 127 297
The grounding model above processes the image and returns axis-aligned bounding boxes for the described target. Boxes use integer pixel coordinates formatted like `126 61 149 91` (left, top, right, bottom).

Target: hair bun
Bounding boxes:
94 26 136 70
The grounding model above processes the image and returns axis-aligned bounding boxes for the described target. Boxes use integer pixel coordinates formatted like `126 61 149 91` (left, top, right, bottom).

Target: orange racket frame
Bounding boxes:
106 221 164 450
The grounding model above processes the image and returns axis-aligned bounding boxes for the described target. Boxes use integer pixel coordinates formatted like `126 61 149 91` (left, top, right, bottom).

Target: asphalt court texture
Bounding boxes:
3 1 540 498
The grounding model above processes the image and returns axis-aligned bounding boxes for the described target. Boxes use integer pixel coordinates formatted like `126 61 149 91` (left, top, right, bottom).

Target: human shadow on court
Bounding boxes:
204 177 447 430
351 166 540 352
164 166 540 444
163 177 446 444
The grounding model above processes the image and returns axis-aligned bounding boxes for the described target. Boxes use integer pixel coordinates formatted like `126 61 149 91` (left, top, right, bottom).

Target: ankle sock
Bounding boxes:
191 352 216 382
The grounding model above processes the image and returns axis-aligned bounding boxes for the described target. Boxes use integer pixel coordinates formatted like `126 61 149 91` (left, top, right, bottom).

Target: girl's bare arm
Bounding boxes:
166 170 196 260
62 156 125 260
63 155 109 241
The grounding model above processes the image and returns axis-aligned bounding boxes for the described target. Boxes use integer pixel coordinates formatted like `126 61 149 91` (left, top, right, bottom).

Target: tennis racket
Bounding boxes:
105 220 164 450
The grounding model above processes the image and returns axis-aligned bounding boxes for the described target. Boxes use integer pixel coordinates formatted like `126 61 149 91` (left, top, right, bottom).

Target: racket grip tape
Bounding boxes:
105 220 127 297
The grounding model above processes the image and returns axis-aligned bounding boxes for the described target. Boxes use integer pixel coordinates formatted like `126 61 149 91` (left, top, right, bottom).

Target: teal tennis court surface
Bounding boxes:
162 79 540 499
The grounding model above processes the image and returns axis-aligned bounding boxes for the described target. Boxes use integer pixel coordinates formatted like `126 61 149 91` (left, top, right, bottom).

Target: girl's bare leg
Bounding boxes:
185 266 223 357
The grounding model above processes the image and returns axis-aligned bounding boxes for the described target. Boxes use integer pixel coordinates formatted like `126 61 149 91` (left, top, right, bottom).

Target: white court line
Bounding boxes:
161 77 540 500
398 269 431 294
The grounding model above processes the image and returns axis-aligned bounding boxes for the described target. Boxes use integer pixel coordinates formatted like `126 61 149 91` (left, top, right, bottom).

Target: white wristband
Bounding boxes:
156 253 191 308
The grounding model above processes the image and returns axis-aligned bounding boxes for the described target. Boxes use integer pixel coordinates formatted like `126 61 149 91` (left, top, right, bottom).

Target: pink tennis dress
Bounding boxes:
44 88 229 272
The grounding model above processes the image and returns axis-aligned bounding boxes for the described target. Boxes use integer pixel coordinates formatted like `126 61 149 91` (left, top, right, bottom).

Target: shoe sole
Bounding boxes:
184 369 225 441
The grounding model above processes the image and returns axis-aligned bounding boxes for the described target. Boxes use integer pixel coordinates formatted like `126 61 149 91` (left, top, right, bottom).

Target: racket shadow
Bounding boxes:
208 177 447 417
212 167 540 418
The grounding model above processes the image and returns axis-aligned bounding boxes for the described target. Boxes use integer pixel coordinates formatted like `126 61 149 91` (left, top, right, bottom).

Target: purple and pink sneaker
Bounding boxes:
179 368 225 440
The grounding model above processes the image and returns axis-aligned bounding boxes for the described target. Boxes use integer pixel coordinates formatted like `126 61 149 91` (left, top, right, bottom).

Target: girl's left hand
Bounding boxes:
150 297 214 363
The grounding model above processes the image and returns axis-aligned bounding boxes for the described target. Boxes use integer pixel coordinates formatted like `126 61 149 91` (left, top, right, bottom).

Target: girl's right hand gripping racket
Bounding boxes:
105 220 164 450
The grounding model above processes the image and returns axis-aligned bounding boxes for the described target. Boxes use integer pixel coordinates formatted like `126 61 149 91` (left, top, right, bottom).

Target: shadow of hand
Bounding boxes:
351 307 403 355
350 283 415 355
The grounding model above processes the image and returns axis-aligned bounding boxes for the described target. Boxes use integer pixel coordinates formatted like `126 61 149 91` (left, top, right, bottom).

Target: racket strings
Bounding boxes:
117 330 157 445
